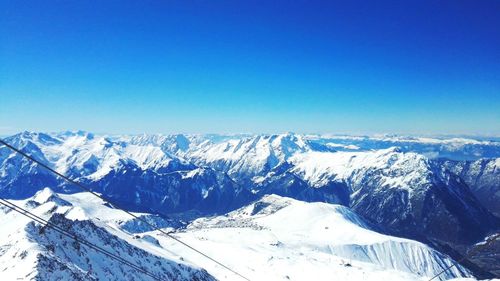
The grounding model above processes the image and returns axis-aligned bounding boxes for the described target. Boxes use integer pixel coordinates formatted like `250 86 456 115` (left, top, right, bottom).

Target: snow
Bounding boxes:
317 134 499 146
1 131 497 281
152 195 470 281
182 168 204 179
181 133 312 179
58 191 148 221
6 133 178 181
0 191 473 281
289 148 431 192
326 142 361 150
0 192 214 281
3 131 498 187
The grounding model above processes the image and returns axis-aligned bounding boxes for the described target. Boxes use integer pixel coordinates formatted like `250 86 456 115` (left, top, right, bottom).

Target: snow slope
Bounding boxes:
0 188 214 281
0 189 473 281
156 195 472 281
289 148 431 191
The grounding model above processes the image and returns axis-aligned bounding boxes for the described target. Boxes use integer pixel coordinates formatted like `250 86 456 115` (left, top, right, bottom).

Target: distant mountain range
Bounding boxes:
1 131 499 279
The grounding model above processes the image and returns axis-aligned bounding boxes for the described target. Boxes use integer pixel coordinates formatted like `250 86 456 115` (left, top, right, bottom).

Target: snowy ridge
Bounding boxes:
180 133 319 180
0 189 214 281
182 195 471 280
1 131 189 182
289 147 431 191
329 242 463 278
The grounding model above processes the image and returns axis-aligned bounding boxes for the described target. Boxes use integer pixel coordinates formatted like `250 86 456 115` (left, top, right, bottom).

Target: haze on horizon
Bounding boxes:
1 1 499 136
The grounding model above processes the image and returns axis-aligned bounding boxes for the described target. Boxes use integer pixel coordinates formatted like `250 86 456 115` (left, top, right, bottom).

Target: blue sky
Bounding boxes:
1 0 499 135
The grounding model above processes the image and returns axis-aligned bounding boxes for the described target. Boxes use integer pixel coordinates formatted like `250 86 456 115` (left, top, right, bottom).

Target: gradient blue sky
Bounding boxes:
1 0 499 135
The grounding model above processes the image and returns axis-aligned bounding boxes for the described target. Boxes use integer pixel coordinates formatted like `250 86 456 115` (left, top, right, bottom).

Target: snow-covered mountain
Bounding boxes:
3 131 192 180
441 158 500 217
0 131 252 215
0 189 473 281
310 135 500 160
0 188 215 281
129 133 332 184
1 131 499 278
137 133 498 246
286 148 498 245
179 194 474 280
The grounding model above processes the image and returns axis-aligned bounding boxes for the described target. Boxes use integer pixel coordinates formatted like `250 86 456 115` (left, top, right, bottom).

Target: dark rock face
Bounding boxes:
348 163 499 246
26 214 216 281
355 176 498 244
440 158 500 217
256 171 350 206
86 163 254 215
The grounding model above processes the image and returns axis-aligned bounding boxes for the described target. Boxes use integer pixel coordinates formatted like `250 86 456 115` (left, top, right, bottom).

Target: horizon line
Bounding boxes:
3 130 500 140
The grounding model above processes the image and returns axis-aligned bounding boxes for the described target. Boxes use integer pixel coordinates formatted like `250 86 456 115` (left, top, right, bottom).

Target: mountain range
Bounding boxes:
0 131 499 280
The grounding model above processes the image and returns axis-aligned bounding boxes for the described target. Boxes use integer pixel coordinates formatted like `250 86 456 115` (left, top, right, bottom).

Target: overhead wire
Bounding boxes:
0 198 164 281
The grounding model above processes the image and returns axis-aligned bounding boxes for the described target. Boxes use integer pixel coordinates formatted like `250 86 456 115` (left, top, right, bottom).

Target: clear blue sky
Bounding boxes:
1 0 499 135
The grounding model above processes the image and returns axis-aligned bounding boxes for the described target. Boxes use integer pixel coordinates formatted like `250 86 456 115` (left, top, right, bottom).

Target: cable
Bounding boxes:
0 198 164 281
428 233 500 281
0 138 251 281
